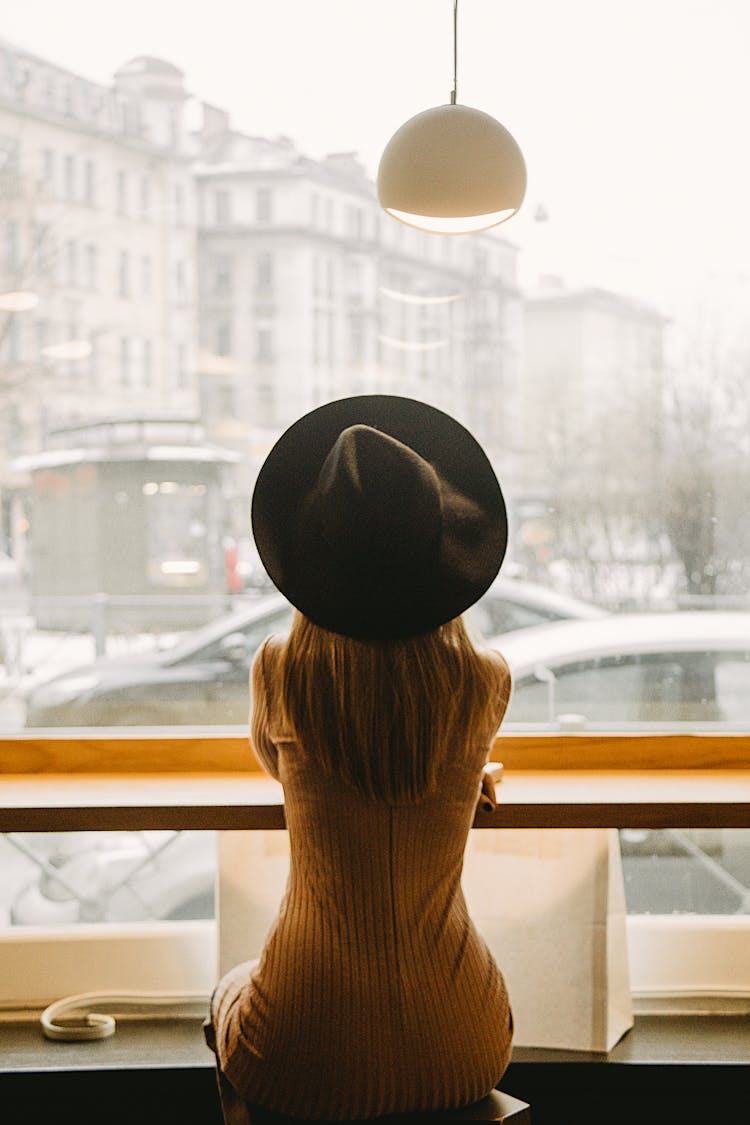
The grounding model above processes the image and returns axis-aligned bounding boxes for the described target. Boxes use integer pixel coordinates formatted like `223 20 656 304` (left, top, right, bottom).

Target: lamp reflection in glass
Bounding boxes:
377 2 526 235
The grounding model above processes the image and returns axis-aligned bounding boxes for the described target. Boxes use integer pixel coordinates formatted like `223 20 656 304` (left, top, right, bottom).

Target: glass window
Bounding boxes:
256 187 272 222
4 218 19 271
215 189 231 224
84 242 97 289
141 254 152 296
1 1 749 985
256 252 273 290
256 326 273 361
140 174 151 217
84 158 96 205
116 168 127 213
117 249 129 296
63 153 75 200
213 254 232 291
39 147 54 191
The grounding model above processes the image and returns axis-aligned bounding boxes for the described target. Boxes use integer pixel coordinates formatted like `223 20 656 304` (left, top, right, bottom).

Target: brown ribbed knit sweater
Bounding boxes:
210 638 513 1121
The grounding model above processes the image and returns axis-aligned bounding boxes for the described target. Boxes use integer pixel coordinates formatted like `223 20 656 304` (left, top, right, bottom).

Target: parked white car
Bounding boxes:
492 611 750 727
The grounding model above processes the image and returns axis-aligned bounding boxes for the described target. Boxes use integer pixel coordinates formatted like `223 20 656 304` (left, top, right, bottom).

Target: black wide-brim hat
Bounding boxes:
251 395 508 640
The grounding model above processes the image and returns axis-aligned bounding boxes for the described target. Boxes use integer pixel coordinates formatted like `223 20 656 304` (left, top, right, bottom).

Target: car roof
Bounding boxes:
491 611 750 675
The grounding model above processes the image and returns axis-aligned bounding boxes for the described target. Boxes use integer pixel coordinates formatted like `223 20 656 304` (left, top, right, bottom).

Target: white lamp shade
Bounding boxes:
377 103 526 234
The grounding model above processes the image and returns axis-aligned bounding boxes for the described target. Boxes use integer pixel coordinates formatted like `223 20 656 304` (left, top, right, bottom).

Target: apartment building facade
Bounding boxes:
0 45 199 563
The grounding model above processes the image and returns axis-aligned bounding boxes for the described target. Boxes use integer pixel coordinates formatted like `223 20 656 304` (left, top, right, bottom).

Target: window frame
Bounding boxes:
0 731 748 1010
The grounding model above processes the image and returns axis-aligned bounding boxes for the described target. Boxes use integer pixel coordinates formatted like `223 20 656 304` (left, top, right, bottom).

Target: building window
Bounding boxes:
64 239 77 287
4 219 19 272
42 75 55 111
213 255 233 292
256 326 274 362
347 312 365 362
312 309 321 366
176 342 188 388
1 317 20 364
174 182 185 224
63 154 75 201
347 206 363 240
140 175 151 218
39 148 54 192
327 311 335 367
119 336 130 385
175 259 187 301
143 338 153 386
215 382 237 416
215 189 231 224
84 159 96 206
35 318 48 357
141 255 152 297
216 321 232 356
117 250 130 298
256 187 273 223
256 253 273 292
0 135 18 180
84 242 97 289
88 333 98 384
116 169 127 214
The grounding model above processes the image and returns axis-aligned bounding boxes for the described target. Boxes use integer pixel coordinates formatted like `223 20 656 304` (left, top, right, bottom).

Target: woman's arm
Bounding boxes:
476 649 512 812
486 647 513 729
249 637 281 780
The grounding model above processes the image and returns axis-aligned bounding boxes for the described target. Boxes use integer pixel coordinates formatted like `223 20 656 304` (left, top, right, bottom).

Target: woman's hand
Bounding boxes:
478 761 504 812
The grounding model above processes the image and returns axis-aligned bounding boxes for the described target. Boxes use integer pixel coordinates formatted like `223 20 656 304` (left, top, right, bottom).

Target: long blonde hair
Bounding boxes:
277 612 505 803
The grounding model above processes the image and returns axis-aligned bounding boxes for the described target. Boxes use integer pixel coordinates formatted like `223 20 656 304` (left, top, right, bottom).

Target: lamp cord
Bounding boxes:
450 0 459 104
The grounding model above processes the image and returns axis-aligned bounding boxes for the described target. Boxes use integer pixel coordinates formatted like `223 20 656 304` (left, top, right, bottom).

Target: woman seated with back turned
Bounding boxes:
205 394 514 1121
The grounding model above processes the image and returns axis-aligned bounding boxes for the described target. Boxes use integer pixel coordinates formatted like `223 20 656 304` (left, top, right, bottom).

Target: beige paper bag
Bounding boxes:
217 830 291 977
462 827 633 1052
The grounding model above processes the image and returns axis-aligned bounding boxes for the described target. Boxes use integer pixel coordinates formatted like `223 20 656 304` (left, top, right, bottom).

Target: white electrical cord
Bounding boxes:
40 990 209 1042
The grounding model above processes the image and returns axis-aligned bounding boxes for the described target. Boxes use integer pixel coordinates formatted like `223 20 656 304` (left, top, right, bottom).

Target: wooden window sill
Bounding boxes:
0 768 748 831
0 733 747 831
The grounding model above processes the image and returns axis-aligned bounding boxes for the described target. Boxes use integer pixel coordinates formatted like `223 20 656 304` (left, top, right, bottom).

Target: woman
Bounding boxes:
206 395 514 1121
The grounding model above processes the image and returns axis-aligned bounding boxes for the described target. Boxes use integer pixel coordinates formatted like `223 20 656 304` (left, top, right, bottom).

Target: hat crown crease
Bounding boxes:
313 425 442 566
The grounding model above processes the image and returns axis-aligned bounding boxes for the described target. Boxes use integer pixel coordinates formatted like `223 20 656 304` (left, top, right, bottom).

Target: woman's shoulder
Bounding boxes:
478 645 511 684
252 632 286 672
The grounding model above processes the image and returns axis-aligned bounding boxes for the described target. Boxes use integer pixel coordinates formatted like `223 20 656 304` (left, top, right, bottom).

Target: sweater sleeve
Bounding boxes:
249 637 281 780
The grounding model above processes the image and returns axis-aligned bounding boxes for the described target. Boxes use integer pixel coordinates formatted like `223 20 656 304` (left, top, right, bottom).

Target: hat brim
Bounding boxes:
251 395 508 639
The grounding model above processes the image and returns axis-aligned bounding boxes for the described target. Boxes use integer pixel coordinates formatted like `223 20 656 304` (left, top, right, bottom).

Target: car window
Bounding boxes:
715 655 750 723
508 656 646 723
468 599 560 638
174 607 293 669
506 650 749 725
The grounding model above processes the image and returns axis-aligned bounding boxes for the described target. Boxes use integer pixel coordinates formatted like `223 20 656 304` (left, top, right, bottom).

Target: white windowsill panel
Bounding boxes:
0 920 216 1009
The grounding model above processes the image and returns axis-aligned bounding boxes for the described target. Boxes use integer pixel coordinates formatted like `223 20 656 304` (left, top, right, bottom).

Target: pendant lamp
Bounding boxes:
377 0 526 235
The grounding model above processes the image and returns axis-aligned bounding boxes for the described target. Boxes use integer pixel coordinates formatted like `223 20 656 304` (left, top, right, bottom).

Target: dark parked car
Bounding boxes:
23 595 294 727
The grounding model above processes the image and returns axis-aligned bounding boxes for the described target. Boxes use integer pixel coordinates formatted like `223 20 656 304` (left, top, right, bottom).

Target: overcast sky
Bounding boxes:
4 0 750 318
